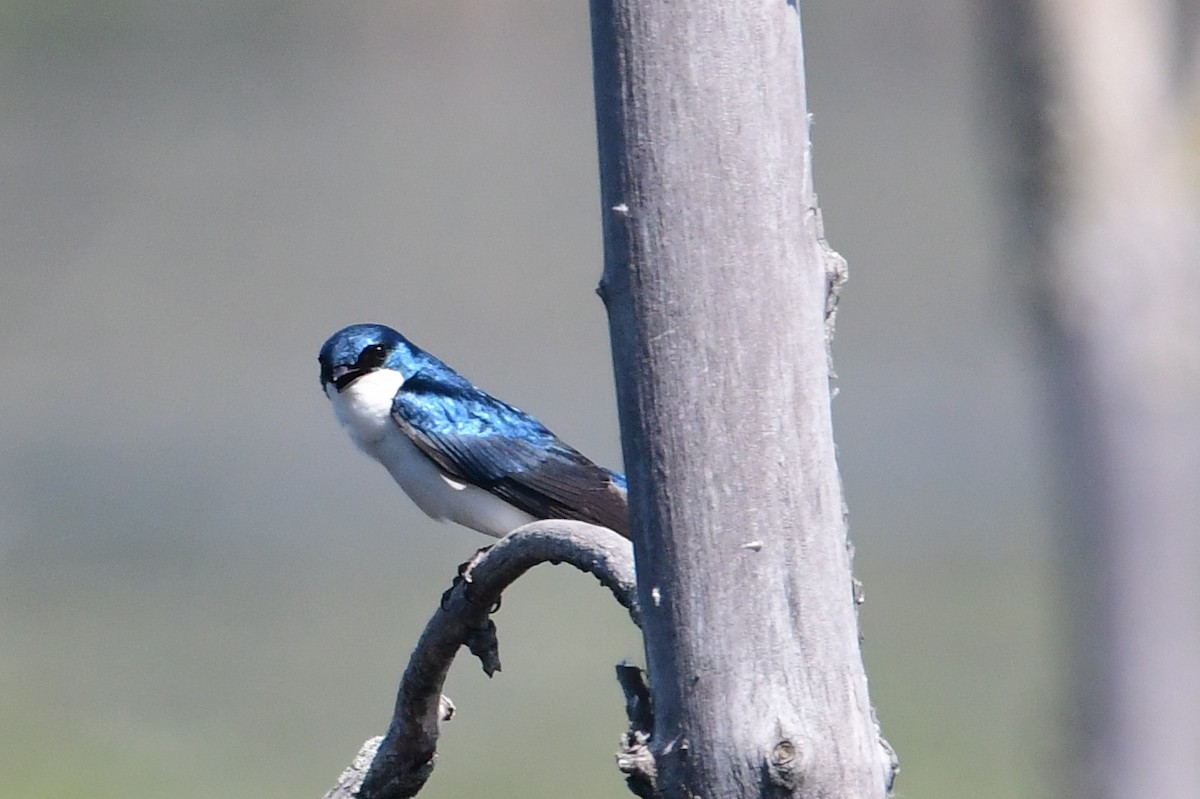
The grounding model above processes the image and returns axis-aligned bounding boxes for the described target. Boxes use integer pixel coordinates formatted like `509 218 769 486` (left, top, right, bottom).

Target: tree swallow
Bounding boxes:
319 323 629 538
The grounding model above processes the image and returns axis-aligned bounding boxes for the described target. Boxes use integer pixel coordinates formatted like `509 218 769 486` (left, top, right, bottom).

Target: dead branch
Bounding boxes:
321 520 638 799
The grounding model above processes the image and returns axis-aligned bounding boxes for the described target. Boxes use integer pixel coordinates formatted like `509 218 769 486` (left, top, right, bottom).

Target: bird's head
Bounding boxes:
318 323 417 396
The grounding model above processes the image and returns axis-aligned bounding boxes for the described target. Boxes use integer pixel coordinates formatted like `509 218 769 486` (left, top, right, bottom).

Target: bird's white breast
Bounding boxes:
326 369 535 537
327 369 406 451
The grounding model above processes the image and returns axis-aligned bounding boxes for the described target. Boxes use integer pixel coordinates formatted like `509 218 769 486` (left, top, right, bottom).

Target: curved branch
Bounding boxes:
322 520 638 799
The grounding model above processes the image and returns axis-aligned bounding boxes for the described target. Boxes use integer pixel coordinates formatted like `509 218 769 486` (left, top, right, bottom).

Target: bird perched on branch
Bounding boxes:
319 323 629 538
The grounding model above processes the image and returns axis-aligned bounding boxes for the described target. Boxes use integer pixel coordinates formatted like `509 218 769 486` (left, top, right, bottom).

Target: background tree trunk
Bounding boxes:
980 1 1200 796
589 3 894 797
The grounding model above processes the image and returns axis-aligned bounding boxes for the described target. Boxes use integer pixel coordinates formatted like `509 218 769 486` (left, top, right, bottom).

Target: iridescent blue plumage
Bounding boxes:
318 323 425 389
318 323 629 537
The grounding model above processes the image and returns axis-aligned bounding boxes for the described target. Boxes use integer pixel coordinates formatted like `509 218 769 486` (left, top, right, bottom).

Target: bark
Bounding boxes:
589 2 895 797
321 521 638 799
979 1 1200 796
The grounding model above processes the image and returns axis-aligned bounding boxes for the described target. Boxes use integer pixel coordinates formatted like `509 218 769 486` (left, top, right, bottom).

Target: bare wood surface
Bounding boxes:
589 2 894 796
321 521 637 799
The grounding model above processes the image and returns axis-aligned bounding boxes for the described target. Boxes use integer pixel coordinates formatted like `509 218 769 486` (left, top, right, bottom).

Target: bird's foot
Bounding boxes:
442 544 500 612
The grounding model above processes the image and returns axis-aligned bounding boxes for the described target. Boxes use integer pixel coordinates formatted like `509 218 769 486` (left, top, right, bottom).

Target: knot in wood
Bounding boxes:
765 737 804 792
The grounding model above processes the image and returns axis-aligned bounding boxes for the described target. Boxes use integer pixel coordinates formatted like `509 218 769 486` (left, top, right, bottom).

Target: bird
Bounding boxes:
318 323 629 538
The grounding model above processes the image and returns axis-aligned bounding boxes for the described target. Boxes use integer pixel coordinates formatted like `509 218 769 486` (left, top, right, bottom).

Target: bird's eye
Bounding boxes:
358 344 387 368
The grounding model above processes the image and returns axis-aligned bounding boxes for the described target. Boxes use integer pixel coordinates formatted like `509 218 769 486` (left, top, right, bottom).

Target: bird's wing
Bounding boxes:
391 372 629 537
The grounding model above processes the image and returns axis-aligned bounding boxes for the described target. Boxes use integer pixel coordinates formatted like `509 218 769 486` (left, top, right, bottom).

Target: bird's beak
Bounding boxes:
328 364 366 393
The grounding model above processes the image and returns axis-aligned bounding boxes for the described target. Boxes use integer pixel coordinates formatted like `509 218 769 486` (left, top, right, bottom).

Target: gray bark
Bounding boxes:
320 521 638 799
980 1 1200 796
589 3 894 797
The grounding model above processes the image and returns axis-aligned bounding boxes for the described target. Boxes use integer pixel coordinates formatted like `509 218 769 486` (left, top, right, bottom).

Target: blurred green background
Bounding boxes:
0 2 1060 797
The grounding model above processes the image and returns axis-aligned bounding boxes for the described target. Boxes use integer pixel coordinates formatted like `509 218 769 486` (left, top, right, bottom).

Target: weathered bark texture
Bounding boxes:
980 1 1200 796
590 3 895 797
321 521 638 799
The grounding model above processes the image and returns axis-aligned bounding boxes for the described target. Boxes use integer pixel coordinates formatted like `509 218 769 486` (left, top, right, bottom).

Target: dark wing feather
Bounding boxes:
392 371 629 537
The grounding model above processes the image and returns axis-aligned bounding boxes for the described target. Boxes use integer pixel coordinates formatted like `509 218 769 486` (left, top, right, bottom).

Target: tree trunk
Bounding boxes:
589 3 894 797
980 1 1200 796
